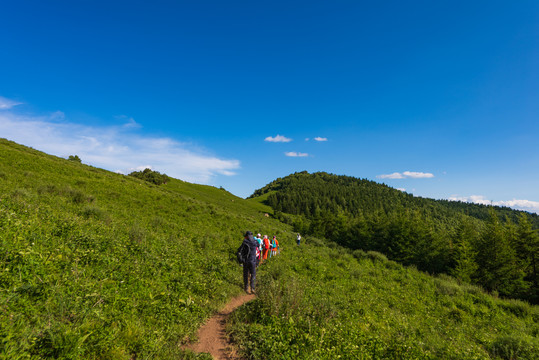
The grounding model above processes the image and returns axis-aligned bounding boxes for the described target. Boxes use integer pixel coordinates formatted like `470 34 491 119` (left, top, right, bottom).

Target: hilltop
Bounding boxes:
1 140 537 359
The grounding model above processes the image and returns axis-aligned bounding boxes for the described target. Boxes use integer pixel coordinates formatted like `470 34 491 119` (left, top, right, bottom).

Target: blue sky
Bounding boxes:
1 1 538 213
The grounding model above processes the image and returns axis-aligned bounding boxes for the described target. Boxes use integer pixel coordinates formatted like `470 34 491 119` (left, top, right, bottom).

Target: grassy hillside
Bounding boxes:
1 139 537 359
0 138 290 359
230 240 538 359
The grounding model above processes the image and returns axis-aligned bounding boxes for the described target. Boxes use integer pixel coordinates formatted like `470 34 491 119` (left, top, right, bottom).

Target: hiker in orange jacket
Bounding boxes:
270 236 279 257
262 235 270 261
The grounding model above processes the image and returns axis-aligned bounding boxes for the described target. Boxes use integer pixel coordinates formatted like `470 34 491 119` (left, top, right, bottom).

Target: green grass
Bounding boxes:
1 138 537 359
0 139 290 359
229 242 538 359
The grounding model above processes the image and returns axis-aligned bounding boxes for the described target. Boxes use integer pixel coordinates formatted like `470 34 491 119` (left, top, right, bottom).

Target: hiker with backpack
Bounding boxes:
237 231 258 294
269 236 276 257
255 233 263 266
272 236 280 257
262 235 270 262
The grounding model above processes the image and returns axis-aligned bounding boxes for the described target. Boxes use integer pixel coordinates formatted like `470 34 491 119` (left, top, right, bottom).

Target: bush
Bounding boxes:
80 205 105 219
367 250 388 262
498 299 532 318
129 168 170 185
67 155 82 163
488 335 537 360
352 249 368 260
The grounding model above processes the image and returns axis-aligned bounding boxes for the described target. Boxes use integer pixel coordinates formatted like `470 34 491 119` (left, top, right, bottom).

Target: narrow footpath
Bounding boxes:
185 293 256 359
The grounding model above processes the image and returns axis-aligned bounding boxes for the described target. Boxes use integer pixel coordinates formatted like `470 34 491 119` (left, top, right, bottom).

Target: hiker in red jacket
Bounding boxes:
262 235 270 261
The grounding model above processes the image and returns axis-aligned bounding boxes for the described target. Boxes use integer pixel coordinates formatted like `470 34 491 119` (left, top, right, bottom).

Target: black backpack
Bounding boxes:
236 242 251 264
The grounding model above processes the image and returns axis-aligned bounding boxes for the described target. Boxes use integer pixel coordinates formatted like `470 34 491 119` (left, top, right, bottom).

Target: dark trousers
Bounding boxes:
243 261 256 291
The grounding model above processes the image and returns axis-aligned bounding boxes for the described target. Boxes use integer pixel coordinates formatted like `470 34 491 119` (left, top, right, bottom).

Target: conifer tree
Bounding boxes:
516 213 539 302
476 210 525 296
451 218 479 283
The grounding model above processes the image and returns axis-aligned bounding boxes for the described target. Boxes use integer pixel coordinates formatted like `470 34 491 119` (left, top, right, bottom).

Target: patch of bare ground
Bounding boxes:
184 293 255 359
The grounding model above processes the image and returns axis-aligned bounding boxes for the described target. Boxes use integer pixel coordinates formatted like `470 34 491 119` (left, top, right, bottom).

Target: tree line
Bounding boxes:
251 171 538 303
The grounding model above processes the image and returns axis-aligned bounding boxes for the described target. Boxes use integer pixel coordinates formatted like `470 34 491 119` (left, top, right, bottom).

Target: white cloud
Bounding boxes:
285 151 309 157
403 171 434 178
314 137 328 142
449 195 492 205
397 188 406 192
448 195 539 214
265 134 292 143
378 172 405 179
0 96 22 110
377 171 434 179
0 111 240 184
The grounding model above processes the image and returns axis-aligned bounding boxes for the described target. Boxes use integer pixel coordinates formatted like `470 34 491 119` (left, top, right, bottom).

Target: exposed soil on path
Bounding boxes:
185 293 256 359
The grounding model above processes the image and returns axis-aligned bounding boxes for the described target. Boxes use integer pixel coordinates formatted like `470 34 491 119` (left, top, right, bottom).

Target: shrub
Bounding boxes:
352 249 368 260
67 188 87 204
367 250 388 262
129 168 170 185
435 278 461 296
67 155 82 163
498 299 532 318
80 205 105 219
488 335 537 360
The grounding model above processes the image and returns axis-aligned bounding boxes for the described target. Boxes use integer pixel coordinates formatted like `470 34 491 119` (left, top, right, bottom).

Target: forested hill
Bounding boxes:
250 171 539 303
251 171 539 226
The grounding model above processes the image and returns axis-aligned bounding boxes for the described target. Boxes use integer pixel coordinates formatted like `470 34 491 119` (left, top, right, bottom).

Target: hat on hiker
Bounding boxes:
257 233 261 237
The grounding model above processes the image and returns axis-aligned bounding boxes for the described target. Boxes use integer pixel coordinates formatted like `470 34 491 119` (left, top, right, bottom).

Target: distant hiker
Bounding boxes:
271 236 278 257
275 236 280 255
262 235 270 261
296 233 301 246
255 233 263 266
238 231 258 294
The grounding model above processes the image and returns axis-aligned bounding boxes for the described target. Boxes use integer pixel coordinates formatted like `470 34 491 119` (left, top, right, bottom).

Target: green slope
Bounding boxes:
0 138 289 359
230 243 538 359
1 140 537 359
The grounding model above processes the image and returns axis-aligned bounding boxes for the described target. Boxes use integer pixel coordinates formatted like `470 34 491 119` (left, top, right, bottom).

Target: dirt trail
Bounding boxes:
185 293 256 359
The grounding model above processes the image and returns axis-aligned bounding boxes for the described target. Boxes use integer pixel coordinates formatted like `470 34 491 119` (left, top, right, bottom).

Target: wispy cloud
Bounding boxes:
265 134 292 143
314 137 328 142
377 171 435 179
0 96 22 110
285 151 309 157
448 195 539 214
0 110 240 184
115 115 141 129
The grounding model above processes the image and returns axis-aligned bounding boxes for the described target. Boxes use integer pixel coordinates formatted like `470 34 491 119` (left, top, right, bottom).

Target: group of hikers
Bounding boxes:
238 231 302 294
237 231 281 294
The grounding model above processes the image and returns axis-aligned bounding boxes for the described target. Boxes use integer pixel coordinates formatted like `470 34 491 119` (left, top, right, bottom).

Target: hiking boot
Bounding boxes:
251 288 255 294
244 288 250 294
